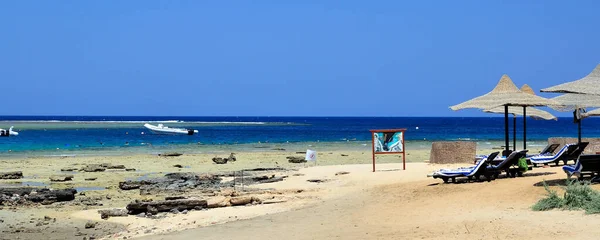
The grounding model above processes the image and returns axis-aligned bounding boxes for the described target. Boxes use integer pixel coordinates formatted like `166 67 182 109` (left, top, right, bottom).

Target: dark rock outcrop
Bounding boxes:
81 164 106 172
1 188 77 205
126 199 208 214
49 175 74 182
287 156 306 163
0 171 23 179
119 173 223 194
212 153 236 164
98 209 128 219
159 152 183 157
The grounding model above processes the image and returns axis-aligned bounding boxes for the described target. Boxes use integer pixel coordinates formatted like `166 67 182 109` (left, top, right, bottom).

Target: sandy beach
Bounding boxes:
6 145 598 240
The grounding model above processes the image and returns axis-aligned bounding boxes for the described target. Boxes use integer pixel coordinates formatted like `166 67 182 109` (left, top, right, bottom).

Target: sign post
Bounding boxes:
370 129 406 172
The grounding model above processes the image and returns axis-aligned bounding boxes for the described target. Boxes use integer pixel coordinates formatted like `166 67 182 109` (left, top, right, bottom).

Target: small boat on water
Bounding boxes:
0 126 18 137
143 123 198 135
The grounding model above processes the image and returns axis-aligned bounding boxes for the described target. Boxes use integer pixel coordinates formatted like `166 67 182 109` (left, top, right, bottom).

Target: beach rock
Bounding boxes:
125 168 136 172
81 165 106 172
101 163 126 169
120 173 223 195
165 196 187 201
227 153 236 162
307 179 330 183
251 175 287 184
85 221 96 229
212 153 236 164
244 167 287 172
335 171 350 176
60 167 78 172
119 181 142 190
159 152 183 157
126 199 208 214
286 156 306 163
0 171 23 179
84 177 97 181
341 154 349 157
50 175 74 182
262 199 287 204
272 148 286 151
173 164 183 168
212 157 228 164
98 209 128 219
24 188 77 204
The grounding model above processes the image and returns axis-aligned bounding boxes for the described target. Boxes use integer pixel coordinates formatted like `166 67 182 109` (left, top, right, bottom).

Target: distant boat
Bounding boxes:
0 126 18 137
143 123 198 135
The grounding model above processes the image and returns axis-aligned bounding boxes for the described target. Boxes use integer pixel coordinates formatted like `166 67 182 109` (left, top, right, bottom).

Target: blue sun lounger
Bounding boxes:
563 154 600 179
530 144 575 166
475 144 560 163
488 150 528 178
430 152 499 183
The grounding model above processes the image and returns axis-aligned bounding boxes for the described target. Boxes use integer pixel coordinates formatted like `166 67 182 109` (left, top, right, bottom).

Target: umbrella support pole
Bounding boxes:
523 107 527 150
505 105 509 152
513 116 516 151
579 120 582 144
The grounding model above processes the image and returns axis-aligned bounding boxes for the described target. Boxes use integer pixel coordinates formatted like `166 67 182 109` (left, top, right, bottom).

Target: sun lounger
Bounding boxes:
488 150 528 178
430 152 499 183
562 154 600 179
562 142 589 165
538 143 560 156
530 144 575 166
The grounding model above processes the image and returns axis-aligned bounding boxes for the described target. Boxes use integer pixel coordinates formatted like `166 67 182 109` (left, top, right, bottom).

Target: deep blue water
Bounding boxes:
0 116 596 154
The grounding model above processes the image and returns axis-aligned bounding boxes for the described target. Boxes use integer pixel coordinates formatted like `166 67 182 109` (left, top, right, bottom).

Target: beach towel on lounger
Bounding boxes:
530 144 572 164
563 161 583 178
431 152 498 178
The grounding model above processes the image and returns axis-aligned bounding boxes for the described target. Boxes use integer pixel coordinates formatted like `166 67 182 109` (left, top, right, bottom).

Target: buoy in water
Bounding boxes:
416 127 419 130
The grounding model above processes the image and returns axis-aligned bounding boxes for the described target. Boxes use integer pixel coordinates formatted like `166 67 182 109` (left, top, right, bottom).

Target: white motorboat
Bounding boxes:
143 123 198 135
0 126 18 137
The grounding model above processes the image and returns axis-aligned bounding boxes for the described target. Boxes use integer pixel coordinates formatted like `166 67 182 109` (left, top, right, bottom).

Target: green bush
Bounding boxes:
531 182 564 211
532 179 600 214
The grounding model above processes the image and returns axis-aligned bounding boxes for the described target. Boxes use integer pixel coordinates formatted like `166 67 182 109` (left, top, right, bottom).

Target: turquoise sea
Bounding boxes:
0 116 594 157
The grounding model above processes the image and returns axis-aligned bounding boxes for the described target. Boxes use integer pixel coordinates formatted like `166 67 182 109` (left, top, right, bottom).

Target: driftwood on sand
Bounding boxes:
0 171 23 179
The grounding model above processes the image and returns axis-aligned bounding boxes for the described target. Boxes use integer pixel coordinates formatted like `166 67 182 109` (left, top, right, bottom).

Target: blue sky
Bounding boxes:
1 1 599 116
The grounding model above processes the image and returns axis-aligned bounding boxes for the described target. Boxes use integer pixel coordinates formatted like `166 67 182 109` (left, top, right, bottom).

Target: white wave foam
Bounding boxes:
0 120 269 125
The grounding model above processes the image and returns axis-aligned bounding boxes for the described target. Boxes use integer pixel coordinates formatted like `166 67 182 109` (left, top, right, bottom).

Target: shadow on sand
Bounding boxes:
533 179 571 187
428 171 557 186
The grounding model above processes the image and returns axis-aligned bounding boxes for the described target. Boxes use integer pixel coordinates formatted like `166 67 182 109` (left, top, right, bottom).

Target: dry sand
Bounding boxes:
143 163 600 240
5 146 600 240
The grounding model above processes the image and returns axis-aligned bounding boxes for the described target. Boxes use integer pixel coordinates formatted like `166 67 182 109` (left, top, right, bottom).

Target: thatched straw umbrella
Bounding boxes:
484 85 557 150
541 64 600 95
583 108 600 118
451 75 561 152
550 93 600 143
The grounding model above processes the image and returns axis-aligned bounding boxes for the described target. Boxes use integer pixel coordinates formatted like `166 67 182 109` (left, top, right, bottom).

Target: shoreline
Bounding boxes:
0 139 554 159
